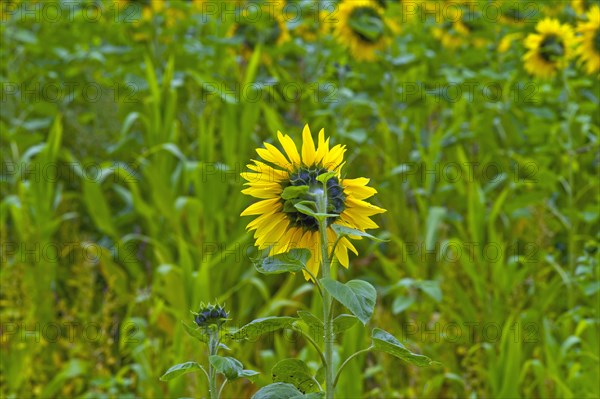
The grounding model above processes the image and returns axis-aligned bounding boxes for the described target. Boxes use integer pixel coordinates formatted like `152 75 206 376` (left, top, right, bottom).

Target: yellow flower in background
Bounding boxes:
229 1 290 52
523 18 574 78
572 0 594 17
241 125 386 278
498 32 523 53
575 5 600 74
334 0 390 61
432 1 488 49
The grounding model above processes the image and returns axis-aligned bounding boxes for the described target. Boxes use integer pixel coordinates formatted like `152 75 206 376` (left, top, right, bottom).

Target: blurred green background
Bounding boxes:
1 0 598 398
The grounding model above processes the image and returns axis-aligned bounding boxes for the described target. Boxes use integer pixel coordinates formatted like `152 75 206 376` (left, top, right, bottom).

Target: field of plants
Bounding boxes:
1 0 599 398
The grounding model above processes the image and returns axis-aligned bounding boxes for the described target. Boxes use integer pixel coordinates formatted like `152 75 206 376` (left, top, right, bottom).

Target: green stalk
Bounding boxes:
316 188 335 399
208 328 219 399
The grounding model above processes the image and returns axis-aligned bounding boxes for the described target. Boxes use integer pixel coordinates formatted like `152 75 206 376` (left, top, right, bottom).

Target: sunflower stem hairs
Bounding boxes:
241 126 438 398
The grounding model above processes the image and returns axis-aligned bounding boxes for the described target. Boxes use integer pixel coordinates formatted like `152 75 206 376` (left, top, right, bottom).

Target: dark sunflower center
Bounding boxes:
594 29 600 53
281 166 346 231
539 35 565 62
348 7 385 44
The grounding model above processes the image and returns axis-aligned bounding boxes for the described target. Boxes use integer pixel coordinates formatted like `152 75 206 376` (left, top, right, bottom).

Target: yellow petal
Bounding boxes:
335 242 349 268
247 161 289 181
322 144 346 170
246 210 278 230
343 178 377 200
277 131 301 165
301 124 316 165
240 198 280 216
340 237 358 255
315 128 330 164
346 197 387 215
257 143 293 171
241 186 280 199
341 209 379 229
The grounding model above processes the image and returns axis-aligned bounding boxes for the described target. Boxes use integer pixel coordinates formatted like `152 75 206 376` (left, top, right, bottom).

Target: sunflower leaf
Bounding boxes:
229 316 297 340
160 362 205 381
331 224 387 242
272 359 320 393
294 203 338 219
251 383 304 399
181 320 209 343
320 279 376 325
316 171 337 184
333 314 359 333
209 355 259 382
297 310 323 336
257 249 311 274
282 185 310 200
371 328 439 367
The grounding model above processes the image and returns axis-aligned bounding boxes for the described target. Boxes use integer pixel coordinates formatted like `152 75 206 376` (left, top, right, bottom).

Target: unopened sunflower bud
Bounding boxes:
193 303 229 328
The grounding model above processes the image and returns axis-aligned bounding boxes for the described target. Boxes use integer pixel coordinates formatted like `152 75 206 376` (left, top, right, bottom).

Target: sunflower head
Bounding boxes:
572 0 594 17
241 125 386 278
523 18 575 78
334 0 389 61
229 2 290 51
575 5 600 74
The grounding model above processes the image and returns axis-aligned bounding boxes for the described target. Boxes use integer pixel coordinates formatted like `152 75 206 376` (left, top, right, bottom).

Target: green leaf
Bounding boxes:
272 359 320 393
209 355 259 382
372 328 437 367
297 310 323 334
425 207 446 251
160 362 205 381
230 317 296 341
320 278 376 325
316 171 336 184
257 249 311 274
333 314 359 334
252 382 304 399
294 202 338 219
392 296 415 314
294 202 317 217
282 185 309 200
416 280 442 303
182 320 209 343
331 224 387 242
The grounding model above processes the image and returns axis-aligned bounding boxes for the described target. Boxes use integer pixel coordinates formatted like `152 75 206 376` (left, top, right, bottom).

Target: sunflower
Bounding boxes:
572 0 594 17
333 0 389 61
432 1 488 49
229 1 290 52
575 5 600 74
523 18 575 78
240 125 386 278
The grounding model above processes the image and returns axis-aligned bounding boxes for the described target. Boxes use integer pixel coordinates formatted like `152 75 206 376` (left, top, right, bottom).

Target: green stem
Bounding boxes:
295 328 327 366
316 189 335 399
333 346 374 388
208 329 219 399
562 69 575 309
217 379 227 399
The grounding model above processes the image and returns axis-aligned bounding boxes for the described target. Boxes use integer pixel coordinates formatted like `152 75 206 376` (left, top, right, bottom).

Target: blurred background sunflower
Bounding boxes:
575 5 600 74
333 0 390 61
523 18 575 78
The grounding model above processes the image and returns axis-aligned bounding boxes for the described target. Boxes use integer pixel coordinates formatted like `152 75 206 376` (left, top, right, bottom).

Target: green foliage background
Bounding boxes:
1 0 598 398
